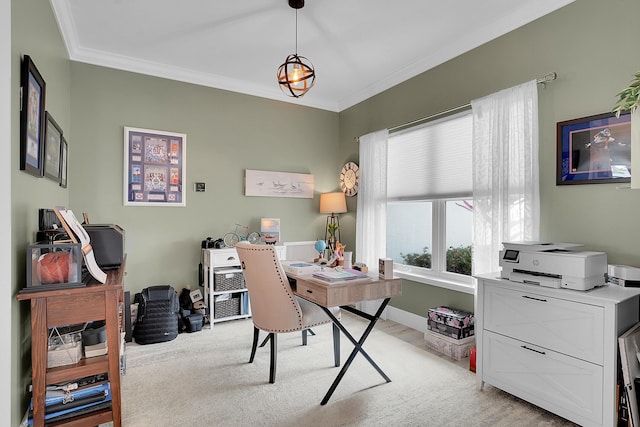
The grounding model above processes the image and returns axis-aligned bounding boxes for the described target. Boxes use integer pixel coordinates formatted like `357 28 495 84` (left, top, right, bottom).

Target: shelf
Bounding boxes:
46 355 109 385
18 257 126 427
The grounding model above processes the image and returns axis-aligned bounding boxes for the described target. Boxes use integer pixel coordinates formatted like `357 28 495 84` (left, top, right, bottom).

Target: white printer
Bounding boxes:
499 241 607 291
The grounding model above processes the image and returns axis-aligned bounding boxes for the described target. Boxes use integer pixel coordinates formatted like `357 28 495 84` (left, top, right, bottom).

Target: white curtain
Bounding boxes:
471 80 540 275
356 129 389 274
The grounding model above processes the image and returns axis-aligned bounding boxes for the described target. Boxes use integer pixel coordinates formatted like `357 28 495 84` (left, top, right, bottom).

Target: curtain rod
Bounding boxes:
355 71 557 141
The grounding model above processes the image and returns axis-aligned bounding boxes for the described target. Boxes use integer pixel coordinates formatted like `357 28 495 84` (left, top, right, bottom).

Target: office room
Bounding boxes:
5 0 640 425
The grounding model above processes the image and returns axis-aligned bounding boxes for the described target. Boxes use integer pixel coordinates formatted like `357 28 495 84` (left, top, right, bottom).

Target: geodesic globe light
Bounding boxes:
276 0 315 98
277 53 316 98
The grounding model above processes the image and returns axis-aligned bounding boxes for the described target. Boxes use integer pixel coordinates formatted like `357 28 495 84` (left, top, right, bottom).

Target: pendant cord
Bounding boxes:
295 9 298 55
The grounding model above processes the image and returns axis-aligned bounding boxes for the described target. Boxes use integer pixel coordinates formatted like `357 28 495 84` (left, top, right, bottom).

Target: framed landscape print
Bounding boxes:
19 55 46 177
43 112 63 182
557 111 631 185
124 127 186 206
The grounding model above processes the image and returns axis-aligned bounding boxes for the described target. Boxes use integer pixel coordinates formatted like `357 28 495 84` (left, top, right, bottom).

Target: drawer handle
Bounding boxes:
306 290 313 294
227 256 237 261
522 295 547 302
521 345 546 355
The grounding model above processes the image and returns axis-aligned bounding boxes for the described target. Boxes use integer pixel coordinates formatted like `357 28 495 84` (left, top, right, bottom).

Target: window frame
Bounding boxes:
389 197 474 294
385 110 474 294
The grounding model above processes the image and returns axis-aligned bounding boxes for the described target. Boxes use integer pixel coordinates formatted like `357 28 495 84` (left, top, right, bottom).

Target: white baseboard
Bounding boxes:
384 305 427 334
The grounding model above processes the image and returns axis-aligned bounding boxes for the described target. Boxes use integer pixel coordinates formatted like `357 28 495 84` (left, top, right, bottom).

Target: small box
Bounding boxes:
427 319 474 339
214 268 245 291
25 242 83 291
379 258 393 279
428 306 474 328
189 289 203 303
424 330 475 360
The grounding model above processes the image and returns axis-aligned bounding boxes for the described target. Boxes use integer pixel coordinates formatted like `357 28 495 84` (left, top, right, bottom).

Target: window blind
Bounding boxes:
387 110 472 200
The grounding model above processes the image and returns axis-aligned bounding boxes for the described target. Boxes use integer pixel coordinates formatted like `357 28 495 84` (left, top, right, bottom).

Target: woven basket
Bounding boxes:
214 269 245 291
214 296 241 319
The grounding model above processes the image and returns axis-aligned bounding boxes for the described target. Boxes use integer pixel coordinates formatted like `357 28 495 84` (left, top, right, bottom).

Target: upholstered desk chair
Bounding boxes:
235 242 340 383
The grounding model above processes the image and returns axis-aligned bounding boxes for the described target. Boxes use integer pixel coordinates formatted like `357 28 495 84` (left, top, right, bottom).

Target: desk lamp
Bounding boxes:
320 192 347 253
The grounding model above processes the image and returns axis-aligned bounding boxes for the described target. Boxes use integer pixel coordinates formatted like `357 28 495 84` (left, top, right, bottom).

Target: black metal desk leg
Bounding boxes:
319 298 391 405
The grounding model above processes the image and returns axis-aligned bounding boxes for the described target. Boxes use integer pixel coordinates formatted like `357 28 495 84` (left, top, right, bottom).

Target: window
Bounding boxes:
385 111 473 289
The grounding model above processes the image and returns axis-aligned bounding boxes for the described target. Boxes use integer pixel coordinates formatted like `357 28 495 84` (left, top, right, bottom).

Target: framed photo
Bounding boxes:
20 55 46 177
557 111 631 185
43 112 63 182
124 127 186 206
245 169 314 198
59 136 68 188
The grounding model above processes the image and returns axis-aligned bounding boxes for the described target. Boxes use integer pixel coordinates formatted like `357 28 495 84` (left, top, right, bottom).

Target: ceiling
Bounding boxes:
50 0 574 112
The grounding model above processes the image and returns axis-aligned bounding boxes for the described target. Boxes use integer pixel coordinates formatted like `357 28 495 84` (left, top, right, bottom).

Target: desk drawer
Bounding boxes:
296 280 328 306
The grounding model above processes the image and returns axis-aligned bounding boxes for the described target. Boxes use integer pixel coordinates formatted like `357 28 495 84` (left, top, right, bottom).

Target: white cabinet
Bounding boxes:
202 246 286 326
476 274 640 427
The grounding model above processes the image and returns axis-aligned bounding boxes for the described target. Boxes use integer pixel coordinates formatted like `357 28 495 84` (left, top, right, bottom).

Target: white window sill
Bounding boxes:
394 270 475 295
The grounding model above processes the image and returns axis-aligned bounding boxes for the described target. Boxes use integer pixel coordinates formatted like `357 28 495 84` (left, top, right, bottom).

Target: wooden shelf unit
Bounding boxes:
18 258 126 427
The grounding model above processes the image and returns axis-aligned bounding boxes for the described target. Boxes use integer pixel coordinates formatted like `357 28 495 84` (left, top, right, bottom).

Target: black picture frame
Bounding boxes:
43 111 63 182
19 55 46 177
59 136 68 188
556 111 632 185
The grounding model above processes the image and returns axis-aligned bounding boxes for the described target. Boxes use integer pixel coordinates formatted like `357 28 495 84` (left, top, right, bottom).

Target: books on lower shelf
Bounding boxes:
312 268 370 283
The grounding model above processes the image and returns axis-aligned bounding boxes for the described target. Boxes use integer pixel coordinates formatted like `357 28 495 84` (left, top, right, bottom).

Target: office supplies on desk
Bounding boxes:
281 260 321 275
312 268 369 283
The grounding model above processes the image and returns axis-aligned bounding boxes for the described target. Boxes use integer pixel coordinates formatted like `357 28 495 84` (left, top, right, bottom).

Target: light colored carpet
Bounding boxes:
120 314 577 427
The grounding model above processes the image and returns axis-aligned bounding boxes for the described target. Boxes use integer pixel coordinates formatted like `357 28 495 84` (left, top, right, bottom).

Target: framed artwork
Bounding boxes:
124 127 186 206
245 169 314 198
557 111 631 185
43 111 63 182
20 55 46 177
59 136 68 188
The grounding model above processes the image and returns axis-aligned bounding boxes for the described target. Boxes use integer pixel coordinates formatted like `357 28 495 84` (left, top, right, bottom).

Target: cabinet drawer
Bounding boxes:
484 285 604 364
205 249 241 267
295 281 328 306
483 331 603 426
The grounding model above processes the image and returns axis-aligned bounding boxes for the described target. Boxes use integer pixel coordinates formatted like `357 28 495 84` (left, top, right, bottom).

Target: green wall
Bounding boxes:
339 0 640 317
11 0 71 423
69 64 339 293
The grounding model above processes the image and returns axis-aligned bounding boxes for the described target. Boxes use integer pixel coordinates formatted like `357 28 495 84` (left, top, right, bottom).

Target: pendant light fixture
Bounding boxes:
277 0 316 98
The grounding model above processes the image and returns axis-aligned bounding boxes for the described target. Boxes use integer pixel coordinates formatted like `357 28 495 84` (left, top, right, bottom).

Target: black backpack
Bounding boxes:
133 285 180 344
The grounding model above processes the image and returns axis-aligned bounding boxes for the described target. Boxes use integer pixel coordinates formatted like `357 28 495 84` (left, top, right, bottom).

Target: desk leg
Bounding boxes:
319 298 391 405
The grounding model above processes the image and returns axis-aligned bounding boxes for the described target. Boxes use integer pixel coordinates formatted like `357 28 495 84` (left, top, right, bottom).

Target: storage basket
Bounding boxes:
48 329 83 368
213 268 245 291
214 295 241 319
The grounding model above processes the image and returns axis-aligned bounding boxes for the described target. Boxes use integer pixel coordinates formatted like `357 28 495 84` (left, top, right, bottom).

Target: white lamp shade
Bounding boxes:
320 192 347 214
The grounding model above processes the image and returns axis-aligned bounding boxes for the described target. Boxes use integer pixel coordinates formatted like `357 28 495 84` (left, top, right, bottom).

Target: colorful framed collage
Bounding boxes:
124 127 187 206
